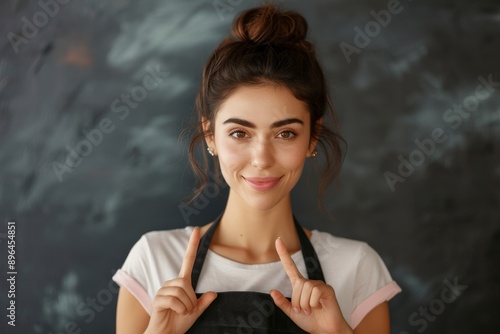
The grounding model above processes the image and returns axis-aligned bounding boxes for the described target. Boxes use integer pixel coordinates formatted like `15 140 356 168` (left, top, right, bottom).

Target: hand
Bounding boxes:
145 227 217 334
269 238 353 334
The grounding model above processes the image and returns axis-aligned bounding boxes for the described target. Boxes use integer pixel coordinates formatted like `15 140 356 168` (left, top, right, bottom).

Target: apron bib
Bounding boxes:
186 213 325 333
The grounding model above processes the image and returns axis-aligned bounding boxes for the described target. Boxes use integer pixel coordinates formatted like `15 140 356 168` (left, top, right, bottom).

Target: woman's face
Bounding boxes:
205 84 317 211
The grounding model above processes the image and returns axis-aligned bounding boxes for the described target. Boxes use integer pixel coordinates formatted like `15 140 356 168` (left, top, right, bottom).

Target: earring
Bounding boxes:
311 150 318 157
207 147 215 156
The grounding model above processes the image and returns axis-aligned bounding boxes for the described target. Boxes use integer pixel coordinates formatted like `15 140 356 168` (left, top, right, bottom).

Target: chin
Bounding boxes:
241 194 286 212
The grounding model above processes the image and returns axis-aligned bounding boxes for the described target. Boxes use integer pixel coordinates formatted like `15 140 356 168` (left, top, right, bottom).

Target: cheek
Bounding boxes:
216 141 245 174
276 142 309 171
279 152 306 173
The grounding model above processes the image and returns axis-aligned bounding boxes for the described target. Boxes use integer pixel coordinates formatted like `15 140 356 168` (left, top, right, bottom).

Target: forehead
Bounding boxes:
215 84 310 124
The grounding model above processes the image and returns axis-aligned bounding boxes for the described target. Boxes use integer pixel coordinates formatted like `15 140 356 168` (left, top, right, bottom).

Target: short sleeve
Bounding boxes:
112 229 190 315
351 243 401 328
112 235 153 314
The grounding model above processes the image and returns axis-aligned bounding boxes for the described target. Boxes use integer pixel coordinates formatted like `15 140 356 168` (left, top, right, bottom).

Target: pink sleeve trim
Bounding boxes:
351 281 402 329
113 269 153 315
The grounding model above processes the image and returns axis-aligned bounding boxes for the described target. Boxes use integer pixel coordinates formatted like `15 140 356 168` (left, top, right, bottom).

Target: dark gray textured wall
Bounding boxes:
0 0 499 333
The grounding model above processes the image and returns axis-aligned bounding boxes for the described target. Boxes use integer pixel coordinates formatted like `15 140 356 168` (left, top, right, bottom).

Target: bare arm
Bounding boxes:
353 302 390 334
116 287 150 334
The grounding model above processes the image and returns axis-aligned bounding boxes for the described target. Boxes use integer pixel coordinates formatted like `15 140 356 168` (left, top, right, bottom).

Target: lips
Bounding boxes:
243 176 282 191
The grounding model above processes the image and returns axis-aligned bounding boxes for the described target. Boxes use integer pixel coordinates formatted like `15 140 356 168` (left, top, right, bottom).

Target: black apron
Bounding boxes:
187 213 325 334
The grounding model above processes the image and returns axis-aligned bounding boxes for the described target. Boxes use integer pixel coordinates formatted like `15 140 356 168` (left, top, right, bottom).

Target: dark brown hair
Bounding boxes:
184 2 345 210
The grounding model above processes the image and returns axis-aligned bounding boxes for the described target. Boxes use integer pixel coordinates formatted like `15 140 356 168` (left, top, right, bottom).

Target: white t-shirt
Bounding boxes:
113 226 401 329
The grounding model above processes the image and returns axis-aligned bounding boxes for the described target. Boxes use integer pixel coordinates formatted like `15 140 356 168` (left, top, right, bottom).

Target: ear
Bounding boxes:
307 118 322 157
202 117 216 153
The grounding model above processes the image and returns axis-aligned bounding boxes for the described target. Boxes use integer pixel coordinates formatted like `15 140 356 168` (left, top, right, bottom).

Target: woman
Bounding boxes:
113 3 401 333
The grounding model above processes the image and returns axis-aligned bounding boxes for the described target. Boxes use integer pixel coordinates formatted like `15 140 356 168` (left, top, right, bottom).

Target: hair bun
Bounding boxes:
232 4 308 46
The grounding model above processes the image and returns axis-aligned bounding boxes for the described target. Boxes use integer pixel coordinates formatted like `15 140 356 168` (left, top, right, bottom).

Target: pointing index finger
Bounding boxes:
275 237 303 281
178 226 201 279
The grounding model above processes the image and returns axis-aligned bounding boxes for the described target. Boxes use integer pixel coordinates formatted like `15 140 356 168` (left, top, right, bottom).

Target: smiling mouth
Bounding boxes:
243 176 282 191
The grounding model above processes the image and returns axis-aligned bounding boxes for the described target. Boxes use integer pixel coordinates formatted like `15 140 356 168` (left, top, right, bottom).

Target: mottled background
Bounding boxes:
0 0 499 333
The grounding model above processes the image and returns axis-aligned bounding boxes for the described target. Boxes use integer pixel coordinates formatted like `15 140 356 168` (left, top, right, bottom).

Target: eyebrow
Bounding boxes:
222 117 304 128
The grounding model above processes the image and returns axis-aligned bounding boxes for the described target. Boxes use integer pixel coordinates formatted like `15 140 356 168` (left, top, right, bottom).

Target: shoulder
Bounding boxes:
130 226 195 258
119 226 196 277
310 230 371 258
309 230 389 277
115 226 197 310
141 226 194 244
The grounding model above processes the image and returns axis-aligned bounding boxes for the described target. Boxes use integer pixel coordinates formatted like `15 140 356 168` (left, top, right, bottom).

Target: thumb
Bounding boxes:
269 289 292 316
193 291 217 316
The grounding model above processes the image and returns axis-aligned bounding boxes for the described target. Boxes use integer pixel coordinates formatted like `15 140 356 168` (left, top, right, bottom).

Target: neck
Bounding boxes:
212 191 301 261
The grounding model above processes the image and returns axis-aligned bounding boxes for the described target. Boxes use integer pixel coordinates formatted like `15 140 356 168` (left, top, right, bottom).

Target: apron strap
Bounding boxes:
191 212 222 289
293 215 325 281
191 213 325 289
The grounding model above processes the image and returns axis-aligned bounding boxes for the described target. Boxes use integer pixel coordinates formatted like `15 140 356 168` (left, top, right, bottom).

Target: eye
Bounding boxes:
229 130 249 139
277 130 297 140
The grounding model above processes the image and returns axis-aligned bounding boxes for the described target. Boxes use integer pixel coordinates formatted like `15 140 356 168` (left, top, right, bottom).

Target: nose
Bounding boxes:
251 141 274 170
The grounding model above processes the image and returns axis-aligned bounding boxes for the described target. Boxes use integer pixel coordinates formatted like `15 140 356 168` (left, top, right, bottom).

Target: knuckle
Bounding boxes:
156 286 183 300
292 279 303 289
153 294 174 307
303 280 315 290
311 285 322 295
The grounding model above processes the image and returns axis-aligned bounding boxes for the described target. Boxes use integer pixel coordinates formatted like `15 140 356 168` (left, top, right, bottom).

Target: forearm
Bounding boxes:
312 322 353 334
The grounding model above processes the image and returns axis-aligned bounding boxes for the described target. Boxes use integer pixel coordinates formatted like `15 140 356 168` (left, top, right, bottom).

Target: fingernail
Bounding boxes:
304 309 311 315
293 306 299 313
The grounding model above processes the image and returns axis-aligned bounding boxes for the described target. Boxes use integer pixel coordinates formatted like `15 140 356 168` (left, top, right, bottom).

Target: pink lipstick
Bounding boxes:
244 177 282 191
